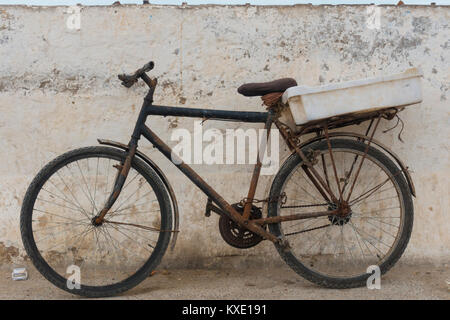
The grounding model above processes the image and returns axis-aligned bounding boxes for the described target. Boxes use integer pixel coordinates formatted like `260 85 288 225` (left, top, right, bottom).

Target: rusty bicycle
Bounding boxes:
21 61 417 297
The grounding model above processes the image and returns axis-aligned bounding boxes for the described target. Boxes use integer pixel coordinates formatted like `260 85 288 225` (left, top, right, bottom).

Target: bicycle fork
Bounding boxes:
93 143 137 226
93 83 155 226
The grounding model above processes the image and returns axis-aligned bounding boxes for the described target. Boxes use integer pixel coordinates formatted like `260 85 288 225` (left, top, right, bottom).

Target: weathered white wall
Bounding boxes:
0 4 448 267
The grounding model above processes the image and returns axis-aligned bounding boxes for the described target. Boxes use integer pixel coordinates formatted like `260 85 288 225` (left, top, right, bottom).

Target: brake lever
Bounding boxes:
118 74 138 88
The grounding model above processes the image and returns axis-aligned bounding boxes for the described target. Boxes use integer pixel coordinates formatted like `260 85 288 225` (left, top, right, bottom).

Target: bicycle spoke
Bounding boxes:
109 181 152 215
27 152 166 289
38 224 94 251
106 222 157 247
350 221 370 264
297 169 324 198
55 170 91 219
362 218 398 239
75 161 98 213
352 214 400 228
41 186 86 215
349 221 390 251
276 144 404 278
36 197 85 215
33 220 87 233
106 224 153 254
303 223 332 254
285 220 329 236
348 221 376 259
350 178 393 206
33 208 87 223
108 199 158 216
92 157 100 215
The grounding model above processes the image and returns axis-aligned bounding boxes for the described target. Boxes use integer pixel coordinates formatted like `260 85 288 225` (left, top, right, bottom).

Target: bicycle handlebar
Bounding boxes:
118 61 155 88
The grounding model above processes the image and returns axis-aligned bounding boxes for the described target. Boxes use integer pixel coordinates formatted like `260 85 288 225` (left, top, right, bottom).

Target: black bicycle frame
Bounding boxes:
95 66 413 250
94 83 282 244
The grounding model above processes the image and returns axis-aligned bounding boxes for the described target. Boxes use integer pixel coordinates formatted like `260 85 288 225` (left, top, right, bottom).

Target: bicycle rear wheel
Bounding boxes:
268 139 413 288
20 146 172 297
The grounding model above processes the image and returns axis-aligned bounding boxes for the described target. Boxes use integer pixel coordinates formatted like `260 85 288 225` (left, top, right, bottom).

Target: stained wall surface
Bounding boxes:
0 4 448 266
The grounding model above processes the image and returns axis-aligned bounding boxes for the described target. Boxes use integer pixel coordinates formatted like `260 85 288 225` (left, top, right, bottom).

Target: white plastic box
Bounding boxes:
281 68 423 126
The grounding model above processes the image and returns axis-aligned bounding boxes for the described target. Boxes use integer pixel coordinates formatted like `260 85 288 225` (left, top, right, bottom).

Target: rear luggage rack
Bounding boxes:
282 68 423 126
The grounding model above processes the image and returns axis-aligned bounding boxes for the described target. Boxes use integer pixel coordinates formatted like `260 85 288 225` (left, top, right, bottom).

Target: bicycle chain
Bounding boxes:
241 192 328 209
281 203 329 209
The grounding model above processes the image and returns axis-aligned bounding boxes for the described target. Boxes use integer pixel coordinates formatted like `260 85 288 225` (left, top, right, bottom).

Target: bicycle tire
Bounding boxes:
268 139 414 288
20 146 173 297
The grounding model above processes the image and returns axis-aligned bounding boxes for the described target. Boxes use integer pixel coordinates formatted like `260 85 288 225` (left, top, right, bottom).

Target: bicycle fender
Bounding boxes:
97 139 180 250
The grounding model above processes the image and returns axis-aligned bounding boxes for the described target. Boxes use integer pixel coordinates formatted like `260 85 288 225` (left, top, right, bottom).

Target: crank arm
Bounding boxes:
205 198 227 217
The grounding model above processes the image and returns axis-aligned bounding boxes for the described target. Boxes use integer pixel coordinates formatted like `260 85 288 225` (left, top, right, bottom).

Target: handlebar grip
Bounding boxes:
118 61 155 88
141 61 154 73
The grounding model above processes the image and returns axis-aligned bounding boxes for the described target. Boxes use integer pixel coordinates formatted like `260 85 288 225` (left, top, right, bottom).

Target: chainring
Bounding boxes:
218 203 264 249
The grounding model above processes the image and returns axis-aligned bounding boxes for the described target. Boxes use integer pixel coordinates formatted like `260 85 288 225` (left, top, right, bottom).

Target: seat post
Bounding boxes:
241 111 274 221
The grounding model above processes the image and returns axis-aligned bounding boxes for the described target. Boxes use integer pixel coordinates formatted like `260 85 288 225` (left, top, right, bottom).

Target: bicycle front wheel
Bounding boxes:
268 139 413 288
20 146 173 297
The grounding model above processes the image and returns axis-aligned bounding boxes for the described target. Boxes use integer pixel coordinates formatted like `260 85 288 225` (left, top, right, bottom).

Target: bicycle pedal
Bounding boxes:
204 198 212 217
113 164 123 171
278 237 291 252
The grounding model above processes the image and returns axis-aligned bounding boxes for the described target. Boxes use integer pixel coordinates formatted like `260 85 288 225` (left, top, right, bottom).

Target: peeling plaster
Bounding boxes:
0 4 449 267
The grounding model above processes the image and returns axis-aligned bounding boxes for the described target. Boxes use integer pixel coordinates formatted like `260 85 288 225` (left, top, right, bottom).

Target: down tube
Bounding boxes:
139 124 279 243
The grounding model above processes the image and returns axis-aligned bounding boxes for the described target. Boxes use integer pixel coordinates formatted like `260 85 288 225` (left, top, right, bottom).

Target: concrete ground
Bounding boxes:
1 261 448 300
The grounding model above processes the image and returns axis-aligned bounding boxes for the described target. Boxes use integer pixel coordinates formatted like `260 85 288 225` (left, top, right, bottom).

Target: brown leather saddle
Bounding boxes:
237 78 297 97
237 78 297 107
